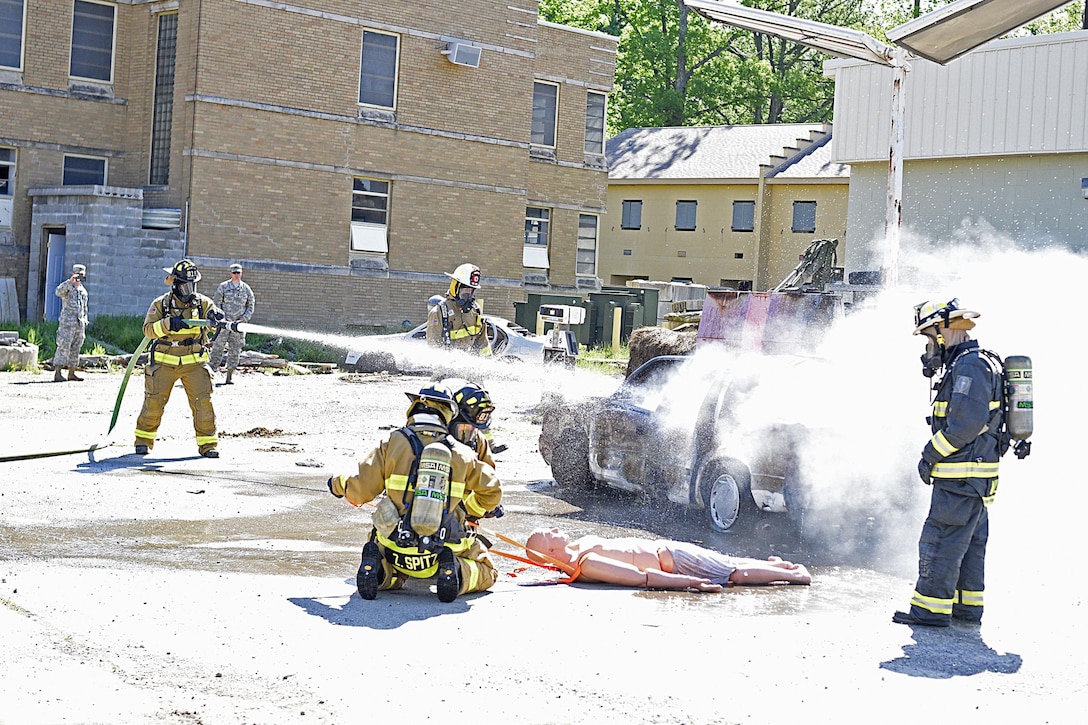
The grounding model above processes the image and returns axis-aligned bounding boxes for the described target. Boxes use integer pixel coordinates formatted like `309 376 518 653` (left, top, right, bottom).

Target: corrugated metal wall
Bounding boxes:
830 32 1088 163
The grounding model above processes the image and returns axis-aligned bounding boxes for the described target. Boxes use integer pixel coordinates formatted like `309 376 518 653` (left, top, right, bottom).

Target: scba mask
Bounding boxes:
173 280 197 302
919 332 945 378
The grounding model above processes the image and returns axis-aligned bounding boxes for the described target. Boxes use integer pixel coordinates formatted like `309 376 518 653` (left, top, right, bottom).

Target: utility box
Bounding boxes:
538 304 585 365
584 287 659 347
513 293 585 332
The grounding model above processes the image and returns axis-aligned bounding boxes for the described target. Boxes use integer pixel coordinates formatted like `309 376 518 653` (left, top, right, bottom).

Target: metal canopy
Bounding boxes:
887 0 1076 64
684 0 896 66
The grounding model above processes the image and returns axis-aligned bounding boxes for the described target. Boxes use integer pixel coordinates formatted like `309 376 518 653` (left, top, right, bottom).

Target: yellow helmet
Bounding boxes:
913 298 979 335
404 383 459 425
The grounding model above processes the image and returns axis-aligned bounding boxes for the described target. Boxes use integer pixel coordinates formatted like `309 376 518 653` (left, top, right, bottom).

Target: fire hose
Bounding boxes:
0 318 236 464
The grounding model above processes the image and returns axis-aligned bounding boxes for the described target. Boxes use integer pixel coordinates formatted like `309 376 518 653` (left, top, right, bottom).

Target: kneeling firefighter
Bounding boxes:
134 259 226 458
327 383 503 602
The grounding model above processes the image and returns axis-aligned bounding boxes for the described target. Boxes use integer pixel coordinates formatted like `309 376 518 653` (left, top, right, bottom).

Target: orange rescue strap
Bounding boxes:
468 521 584 584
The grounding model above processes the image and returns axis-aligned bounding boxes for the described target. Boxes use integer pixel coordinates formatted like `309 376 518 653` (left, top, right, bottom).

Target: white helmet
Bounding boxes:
446 263 481 289
913 298 979 335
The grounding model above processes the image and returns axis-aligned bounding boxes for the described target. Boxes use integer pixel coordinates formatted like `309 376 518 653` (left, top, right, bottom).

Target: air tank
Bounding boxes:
1004 355 1033 440
410 442 452 537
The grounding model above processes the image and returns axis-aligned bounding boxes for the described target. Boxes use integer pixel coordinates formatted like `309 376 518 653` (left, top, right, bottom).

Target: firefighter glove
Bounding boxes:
167 316 187 332
917 458 933 485
206 308 225 323
327 476 345 498
484 505 504 519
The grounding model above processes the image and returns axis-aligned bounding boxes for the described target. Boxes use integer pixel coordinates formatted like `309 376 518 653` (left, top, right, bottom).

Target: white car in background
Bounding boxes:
343 314 548 371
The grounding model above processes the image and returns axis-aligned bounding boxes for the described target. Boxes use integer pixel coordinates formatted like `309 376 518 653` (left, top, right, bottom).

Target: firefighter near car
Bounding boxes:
426 263 493 356
133 259 226 459
894 298 1033 628
326 383 503 603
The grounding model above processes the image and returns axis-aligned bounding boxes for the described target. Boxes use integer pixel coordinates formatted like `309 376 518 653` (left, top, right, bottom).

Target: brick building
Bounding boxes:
0 0 617 329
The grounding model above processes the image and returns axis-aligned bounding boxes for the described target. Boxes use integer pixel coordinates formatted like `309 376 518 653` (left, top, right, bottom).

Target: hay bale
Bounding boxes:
626 326 696 378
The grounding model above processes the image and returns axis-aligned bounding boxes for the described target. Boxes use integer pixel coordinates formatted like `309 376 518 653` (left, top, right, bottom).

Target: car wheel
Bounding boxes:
550 427 594 490
702 462 754 533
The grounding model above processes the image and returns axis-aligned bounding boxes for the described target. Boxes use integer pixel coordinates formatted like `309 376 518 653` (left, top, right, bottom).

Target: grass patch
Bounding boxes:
576 342 629 375
244 333 346 364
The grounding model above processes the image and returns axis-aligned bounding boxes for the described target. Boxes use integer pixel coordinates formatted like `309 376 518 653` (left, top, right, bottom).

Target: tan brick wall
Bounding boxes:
0 0 615 325
759 182 849 289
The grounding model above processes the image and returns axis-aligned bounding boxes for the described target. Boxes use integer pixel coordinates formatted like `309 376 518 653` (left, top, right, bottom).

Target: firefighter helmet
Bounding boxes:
404 383 459 425
163 258 201 284
450 380 495 430
445 263 481 297
913 298 979 335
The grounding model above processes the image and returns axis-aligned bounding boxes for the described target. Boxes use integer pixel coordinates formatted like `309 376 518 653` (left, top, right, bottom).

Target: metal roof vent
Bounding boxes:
442 42 481 68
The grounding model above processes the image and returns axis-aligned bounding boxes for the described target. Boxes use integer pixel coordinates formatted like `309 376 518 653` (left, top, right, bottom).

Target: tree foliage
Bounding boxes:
540 0 1086 135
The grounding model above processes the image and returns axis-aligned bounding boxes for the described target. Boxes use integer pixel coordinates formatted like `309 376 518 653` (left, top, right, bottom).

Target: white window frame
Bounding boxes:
576 213 598 277
0 0 26 71
69 0 116 84
584 91 606 155
532 81 559 148
0 146 13 228
358 29 399 110
792 200 817 233
731 200 755 232
621 200 642 230
350 177 389 254
62 154 107 185
675 200 697 231
524 206 550 269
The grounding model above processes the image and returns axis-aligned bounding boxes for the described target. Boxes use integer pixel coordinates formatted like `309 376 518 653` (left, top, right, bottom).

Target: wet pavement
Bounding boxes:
1 365 1084 724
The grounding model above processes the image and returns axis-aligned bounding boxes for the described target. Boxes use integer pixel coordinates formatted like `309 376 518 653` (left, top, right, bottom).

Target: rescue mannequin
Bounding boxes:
525 528 812 591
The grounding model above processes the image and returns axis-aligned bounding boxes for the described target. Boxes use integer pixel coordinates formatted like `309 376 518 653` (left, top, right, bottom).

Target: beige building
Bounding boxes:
0 0 617 328
602 124 849 291
827 31 1088 274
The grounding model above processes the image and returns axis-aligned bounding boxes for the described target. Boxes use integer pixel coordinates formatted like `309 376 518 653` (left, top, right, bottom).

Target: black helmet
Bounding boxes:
164 259 201 302
450 380 495 430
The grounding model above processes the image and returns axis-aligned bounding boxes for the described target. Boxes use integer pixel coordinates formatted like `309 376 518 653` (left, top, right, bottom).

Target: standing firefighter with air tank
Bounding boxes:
327 382 503 602
894 299 1032 628
133 259 226 459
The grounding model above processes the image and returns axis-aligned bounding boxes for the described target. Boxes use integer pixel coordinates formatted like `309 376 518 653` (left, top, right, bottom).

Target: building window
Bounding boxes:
621 200 642 230
0 147 13 228
62 155 106 185
732 200 755 232
0 0 25 70
149 13 177 186
792 201 817 233
70 0 115 82
532 81 559 148
577 214 598 276
524 207 550 269
584 92 606 155
0 147 13 196
350 177 389 253
359 30 398 109
675 200 697 231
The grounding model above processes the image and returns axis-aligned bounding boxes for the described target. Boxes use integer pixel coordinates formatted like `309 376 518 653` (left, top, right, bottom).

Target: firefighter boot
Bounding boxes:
67 367 84 381
436 546 461 603
357 542 383 600
53 367 65 382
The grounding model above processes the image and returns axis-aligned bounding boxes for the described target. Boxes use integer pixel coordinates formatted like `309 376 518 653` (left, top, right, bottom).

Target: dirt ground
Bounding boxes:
1 356 1084 724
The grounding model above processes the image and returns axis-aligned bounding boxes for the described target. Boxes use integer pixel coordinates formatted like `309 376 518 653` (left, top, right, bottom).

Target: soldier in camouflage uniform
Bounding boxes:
209 263 255 385
53 263 89 382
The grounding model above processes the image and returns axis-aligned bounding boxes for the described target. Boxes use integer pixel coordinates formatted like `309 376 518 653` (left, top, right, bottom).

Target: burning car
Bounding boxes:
539 353 814 534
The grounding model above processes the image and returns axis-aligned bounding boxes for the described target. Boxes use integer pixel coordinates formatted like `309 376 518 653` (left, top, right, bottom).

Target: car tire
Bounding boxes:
702 461 755 533
550 427 595 490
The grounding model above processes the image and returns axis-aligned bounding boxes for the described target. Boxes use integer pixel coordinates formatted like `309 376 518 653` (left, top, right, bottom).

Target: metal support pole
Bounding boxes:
882 47 910 288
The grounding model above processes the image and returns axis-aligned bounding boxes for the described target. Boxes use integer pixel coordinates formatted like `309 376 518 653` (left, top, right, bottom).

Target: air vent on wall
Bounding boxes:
442 42 481 68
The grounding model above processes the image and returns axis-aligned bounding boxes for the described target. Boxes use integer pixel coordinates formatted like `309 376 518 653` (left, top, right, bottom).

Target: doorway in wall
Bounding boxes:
42 227 66 320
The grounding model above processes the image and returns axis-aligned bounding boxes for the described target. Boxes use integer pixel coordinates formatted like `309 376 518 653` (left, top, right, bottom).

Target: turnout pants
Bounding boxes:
134 361 218 454
909 484 988 625
375 536 498 596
